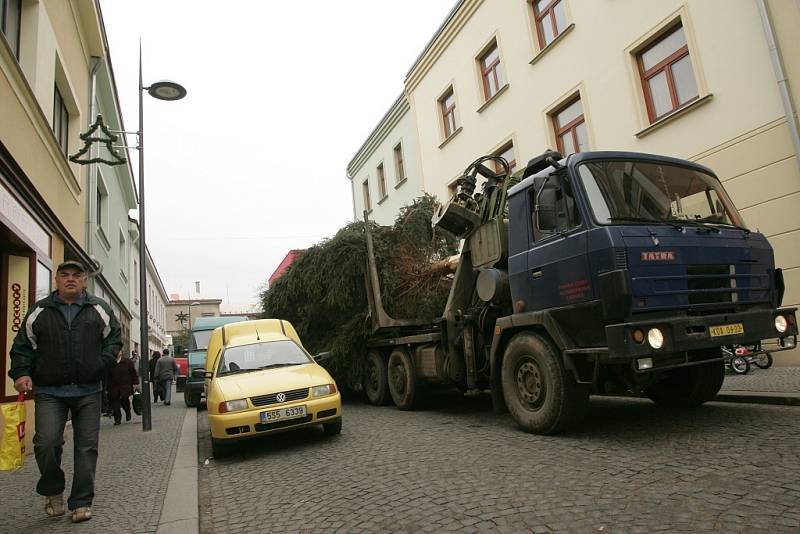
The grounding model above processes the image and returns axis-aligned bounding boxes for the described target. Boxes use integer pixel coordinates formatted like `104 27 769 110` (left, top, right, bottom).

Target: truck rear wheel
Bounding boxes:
645 359 724 408
364 351 391 405
501 332 588 435
388 348 417 410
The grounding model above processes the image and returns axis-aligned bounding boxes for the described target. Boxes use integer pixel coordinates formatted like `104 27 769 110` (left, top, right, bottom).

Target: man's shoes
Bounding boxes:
164 401 171 406
71 507 92 523
125 413 132 421
113 421 121 426
45 494 64 517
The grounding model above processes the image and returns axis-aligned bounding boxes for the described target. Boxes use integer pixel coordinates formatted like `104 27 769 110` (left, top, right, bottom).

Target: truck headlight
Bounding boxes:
219 399 248 413
647 328 664 349
311 384 337 397
775 315 788 333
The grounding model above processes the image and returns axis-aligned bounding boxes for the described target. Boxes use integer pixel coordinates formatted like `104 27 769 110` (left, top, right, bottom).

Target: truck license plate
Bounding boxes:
709 323 744 337
260 405 306 424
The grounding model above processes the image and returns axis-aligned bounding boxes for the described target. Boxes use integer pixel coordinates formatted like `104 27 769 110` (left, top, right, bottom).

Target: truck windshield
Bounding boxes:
191 330 213 351
578 160 745 229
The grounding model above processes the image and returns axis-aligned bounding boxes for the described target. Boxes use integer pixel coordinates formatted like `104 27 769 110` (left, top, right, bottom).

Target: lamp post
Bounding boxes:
137 43 187 431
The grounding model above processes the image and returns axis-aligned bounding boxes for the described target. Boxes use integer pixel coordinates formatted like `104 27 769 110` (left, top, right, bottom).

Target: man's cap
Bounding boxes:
56 260 86 273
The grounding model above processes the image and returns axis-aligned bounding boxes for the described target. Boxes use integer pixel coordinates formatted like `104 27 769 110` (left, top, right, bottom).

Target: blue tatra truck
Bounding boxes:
361 150 798 434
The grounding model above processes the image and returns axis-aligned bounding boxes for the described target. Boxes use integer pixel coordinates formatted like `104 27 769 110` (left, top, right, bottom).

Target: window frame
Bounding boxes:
0 0 22 59
493 142 516 175
393 142 406 185
479 40 503 101
636 23 698 123
532 0 566 50
552 96 587 155
53 85 69 158
439 87 457 139
376 162 387 201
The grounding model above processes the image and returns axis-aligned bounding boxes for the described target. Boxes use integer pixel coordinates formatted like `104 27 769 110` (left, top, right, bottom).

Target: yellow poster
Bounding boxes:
5 255 30 400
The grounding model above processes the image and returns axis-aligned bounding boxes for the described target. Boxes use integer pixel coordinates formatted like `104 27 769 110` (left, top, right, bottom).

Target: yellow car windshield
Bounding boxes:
217 340 312 376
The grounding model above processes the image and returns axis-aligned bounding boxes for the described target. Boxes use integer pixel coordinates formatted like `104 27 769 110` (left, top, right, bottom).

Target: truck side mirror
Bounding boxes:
191 368 212 379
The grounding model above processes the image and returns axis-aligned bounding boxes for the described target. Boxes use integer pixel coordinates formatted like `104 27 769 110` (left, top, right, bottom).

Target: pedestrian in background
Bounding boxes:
149 350 161 403
130 349 140 374
154 348 179 406
8 260 122 523
106 348 139 425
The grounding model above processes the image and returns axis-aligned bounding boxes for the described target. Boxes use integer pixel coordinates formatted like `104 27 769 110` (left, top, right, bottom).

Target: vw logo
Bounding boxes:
276 392 286 403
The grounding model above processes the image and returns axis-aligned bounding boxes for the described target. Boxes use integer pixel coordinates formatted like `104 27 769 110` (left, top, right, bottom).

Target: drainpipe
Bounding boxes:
756 0 800 165
86 56 103 267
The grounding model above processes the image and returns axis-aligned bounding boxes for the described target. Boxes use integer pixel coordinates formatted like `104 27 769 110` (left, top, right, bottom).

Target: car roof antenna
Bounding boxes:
254 324 261 341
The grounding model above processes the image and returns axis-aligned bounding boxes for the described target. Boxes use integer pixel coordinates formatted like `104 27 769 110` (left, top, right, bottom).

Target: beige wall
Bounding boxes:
166 301 222 336
351 0 800 363
347 97 426 226
1 0 104 248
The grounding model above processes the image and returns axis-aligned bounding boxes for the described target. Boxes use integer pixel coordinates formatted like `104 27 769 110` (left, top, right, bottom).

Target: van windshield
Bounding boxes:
578 160 745 229
217 340 312 376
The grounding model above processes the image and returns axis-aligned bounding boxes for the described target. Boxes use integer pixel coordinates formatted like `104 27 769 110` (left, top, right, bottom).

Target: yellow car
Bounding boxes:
197 319 342 457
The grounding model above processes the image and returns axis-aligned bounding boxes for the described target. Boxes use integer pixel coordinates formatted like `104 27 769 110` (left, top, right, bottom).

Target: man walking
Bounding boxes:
154 348 179 406
8 261 121 523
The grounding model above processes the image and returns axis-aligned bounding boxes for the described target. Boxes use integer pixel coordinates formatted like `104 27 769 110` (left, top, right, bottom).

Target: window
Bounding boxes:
362 179 371 212
53 86 69 157
440 88 457 138
479 41 505 100
533 0 567 49
393 143 405 185
96 173 108 234
637 24 699 122
119 230 127 280
552 97 588 154
376 163 387 200
36 262 51 302
0 0 21 58
494 142 516 175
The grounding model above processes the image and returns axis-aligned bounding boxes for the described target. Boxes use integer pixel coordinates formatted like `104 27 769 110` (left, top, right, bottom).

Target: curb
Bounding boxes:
157 408 199 534
714 391 800 406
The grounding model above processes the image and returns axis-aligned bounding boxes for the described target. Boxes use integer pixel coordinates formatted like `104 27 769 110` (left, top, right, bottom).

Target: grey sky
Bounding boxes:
99 0 455 312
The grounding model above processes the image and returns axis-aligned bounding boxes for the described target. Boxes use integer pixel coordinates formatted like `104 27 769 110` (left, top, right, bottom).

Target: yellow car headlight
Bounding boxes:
219 399 248 413
311 384 337 397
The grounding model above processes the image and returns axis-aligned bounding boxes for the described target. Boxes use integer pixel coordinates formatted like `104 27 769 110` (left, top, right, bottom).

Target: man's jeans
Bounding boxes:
160 379 173 403
33 392 101 510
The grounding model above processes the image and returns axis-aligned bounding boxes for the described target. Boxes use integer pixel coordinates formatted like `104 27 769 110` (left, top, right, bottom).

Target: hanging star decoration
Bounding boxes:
175 311 189 327
69 114 128 166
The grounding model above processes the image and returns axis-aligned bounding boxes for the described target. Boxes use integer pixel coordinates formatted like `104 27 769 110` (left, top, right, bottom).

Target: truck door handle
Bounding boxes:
531 270 543 279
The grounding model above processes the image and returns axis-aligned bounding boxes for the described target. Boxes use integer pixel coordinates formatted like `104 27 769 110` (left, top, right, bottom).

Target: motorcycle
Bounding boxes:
722 344 774 375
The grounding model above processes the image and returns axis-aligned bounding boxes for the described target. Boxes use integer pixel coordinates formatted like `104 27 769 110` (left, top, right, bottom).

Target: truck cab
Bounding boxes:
493 151 797 432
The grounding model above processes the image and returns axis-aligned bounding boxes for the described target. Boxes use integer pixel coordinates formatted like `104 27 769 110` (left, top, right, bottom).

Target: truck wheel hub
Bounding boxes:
517 360 544 405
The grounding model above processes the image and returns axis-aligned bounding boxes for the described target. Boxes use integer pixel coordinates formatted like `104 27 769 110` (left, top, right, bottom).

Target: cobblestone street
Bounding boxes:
198 392 800 534
0 400 187 534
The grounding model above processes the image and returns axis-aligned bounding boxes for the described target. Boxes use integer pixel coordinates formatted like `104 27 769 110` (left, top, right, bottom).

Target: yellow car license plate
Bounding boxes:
709 323 744 337
260 405 306 424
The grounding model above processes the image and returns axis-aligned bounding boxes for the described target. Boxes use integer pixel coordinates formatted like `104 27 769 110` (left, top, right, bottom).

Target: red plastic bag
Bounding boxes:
0 393 26 471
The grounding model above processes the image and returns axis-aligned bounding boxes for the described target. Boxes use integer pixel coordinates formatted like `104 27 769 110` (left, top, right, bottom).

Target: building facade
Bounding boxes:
268 249 305 288
165 298 222 351
144 247 169 355
347 0 800 363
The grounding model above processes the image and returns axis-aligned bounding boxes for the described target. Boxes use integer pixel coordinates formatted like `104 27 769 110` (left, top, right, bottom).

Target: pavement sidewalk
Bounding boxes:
717 365 800 406
0 387 197 534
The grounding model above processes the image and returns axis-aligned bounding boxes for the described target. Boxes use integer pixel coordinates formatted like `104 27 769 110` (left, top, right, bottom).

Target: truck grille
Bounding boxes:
687 265 733 305
250 387 308 407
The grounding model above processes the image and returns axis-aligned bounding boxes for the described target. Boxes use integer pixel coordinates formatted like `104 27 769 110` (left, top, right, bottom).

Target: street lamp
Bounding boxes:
137 43 186 432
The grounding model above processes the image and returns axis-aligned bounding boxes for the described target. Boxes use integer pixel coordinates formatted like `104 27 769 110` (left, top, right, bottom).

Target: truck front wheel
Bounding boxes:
364 351 391 406
388 348 417 410
645 359 724 408
501 332 589 435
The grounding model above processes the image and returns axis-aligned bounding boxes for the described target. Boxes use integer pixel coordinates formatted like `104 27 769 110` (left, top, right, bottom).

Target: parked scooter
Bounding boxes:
722 344 774 375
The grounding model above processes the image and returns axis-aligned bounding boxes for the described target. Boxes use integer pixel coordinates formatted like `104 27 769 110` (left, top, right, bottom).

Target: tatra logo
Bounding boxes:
276 392 286 403
641 251 675 261
11 283 22 332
